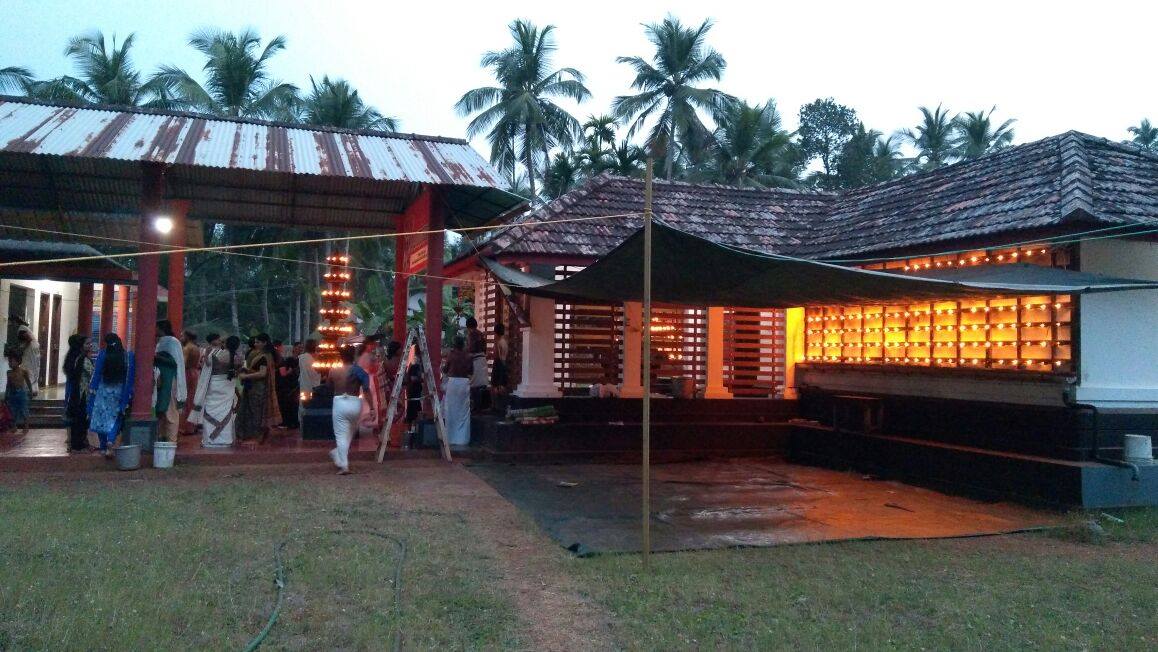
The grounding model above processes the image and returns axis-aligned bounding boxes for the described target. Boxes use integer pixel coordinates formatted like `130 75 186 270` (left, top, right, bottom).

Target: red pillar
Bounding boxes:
76 282 95 338
129 163 164 424
393 231 409 341
114 285 129 344
100 282 115 342
166 200 189 334
425 193 445 377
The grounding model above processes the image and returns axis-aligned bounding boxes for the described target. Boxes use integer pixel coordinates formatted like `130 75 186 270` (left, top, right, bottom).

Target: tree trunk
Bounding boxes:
664 129 675 180
261 281 270 329
524 128 536 199
294 290 303 342
228 272 240 334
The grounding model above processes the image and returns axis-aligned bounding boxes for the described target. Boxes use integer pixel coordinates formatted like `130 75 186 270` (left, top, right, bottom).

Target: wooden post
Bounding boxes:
76 283 95 338
166 200 189 333
128 163 164 442
100 282 115 342
425 194 445 378
114 285 129 344
704 307 732 399
642 157 654 569
394 235 409 340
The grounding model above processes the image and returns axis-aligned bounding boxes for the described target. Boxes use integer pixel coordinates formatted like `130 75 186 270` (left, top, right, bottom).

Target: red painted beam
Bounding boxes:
129 163 163 423
100 282 115 343
424 191 445 378
393 195 411 340
115 285 129 344
0 264 134 283
76 282 94 338
166 199 190 333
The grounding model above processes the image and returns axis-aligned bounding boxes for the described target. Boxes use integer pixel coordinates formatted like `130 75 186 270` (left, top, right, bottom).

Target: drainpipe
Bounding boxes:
1064 394 1141 481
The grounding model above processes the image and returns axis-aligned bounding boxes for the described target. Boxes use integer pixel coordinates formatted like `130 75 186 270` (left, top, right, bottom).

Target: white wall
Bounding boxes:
1077 239 1158 408
0 279 81 393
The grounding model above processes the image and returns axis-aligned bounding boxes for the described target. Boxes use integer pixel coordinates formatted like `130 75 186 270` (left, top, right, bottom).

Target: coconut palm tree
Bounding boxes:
605 140 646 178
705 100 797 188
904 104 957 171
16 32 173 107
954 107 1016 159
543 152 584 199
871 134 905 180
1127 119 1158 150
0 66 34 93
611 16 736 179
150 28 298 118
58 31 145 105
455 20 590 200
582 114 617 151
303 76 398 130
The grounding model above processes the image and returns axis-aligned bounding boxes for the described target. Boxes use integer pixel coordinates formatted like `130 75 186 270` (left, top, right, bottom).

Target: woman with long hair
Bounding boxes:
189 333 239 447
87 333 134 456
62 334 93 452
236 333 281 442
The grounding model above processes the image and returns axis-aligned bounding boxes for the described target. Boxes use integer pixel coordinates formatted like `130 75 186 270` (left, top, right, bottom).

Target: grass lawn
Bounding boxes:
0 466 521 650
574 509 1158 650
1 463 1156 650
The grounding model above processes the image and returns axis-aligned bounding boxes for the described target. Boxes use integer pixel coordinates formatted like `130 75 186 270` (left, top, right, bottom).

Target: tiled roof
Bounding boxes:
484 174 833 258
478 131 1158 262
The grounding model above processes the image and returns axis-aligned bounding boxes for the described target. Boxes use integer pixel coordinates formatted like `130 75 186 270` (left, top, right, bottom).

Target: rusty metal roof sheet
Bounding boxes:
0 96 501 185
0 96 523 230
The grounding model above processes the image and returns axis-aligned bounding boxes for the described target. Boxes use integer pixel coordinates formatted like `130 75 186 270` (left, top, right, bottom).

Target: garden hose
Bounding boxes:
243 529 408 652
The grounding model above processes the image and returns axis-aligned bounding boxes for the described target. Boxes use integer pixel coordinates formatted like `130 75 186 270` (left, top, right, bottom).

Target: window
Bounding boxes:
804 244 1074 374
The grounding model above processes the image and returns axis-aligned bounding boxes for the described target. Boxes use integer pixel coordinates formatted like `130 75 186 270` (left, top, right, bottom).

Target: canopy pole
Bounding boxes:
642 157 654 569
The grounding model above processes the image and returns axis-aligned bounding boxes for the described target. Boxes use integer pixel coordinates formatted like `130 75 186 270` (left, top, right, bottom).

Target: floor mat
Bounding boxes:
469 459 1063 554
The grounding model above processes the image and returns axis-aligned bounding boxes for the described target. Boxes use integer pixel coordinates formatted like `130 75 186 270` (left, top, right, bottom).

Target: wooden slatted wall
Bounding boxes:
553 266 623 392
649 305 707 389
724 308 785 397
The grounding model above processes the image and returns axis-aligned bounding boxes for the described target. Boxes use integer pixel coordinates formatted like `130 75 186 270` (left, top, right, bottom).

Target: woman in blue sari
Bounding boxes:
88 333 135 456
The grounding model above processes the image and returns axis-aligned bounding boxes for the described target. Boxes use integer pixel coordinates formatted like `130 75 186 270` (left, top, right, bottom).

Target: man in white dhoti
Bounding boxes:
441 335 472 447
329 347 366 474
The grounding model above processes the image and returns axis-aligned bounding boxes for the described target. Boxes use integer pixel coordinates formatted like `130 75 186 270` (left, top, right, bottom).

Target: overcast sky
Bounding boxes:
5 0 1157 155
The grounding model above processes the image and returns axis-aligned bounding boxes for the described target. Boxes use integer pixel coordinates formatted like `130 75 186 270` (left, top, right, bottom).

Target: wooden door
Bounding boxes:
6 284 30 345
49 294 63 386
37 293 49 383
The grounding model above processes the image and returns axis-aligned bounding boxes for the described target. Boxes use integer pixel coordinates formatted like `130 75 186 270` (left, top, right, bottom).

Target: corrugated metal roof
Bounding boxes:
0 96 502 186
0 96 523 231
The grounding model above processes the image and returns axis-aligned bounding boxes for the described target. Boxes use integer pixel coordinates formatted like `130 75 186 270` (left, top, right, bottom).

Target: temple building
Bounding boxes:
447 131 1158 506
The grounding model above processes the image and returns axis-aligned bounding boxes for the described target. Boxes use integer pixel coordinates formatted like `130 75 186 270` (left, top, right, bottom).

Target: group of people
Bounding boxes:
3 312 511 474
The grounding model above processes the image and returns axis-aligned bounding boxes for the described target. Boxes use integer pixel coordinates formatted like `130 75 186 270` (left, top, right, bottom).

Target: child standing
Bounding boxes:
4 350 33 435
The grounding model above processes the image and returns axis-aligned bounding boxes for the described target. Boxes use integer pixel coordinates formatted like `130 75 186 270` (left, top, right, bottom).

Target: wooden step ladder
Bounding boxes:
376 325 452 462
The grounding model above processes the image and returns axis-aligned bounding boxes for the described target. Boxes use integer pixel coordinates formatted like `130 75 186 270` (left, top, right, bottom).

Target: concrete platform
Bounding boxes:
0 427 450 470
790 423 1158 508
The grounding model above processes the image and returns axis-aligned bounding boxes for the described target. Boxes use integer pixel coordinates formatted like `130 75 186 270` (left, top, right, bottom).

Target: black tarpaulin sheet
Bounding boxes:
468 460 1062 555
482 221 1158 307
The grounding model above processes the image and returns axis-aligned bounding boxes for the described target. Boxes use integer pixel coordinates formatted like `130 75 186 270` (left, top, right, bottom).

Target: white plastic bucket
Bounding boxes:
153 441 177 469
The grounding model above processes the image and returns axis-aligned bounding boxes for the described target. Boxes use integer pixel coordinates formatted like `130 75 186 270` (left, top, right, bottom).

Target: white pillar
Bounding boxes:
783 307 805 399
704 306 732 399
620 301 643 398
515 296 562 398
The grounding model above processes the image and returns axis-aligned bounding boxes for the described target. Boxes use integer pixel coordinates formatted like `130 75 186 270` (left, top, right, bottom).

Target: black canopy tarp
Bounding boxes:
482 220 1158 308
